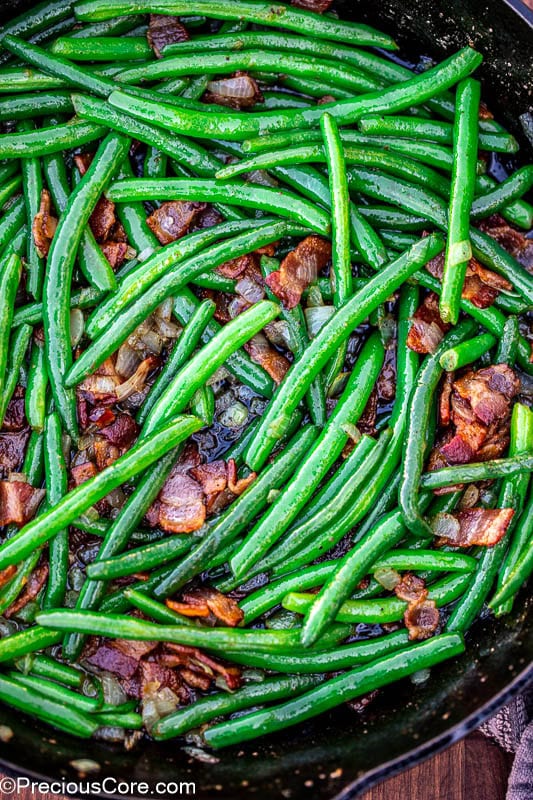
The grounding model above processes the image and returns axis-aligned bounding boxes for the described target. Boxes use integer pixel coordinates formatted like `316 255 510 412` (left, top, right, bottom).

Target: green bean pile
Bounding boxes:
0 0 531 751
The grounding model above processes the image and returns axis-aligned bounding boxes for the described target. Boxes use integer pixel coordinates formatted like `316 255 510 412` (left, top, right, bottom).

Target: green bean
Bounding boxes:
93 710 142 729
496 316 519 366
230 333 384 579
222 631 413 674
152 425 319 600
124 589 197 626
0 323 32 430
42 413 69 609
172 288 274 399
0 66 71 92
0 161 19 185
489 487 533 609
0 551 41 617
421 454 533 489
8 672 102 714
114 157 159 257
16 653 83 688
0 416 202 571
203 633 464 748
66 221 299 388
0 197 25 251
0 674 98 738
117 49 380 95
17 120 44 300
321 113 352 308
107 178 330 233
374 549 477 573
0 252 22 402
86 535 194 581
74 0 397 49
0 626 62 662
0 174 22 206
216 144 450 197
137 299 215 425
191 385 215 426
107 47 483 141
245 234 444 471
352 471 401 543
447 403 531 631
358 114 518 153
2 35 117 97
22 429 44 487
0 90 74 120
475 174 533 230
43 133 128 438
440 79 480 324
399 320 476 539
471 165 533 221
37 608 350 654
141 300 281 437
86 218 263 339
154 674 324 740
439 332 496 371
71 516 164 544
52 35 153 61
62 445 186 661
0 117 107 159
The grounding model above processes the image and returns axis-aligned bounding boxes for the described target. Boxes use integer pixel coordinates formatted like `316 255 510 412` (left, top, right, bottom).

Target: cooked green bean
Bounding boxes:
24 339 47 432
42 412 69 609
0 323 32 429
421 454 533 489
0 252 22 406
439 332 496 371
203 634 464 748
19 120 44 299
0 90 73 119
496 316 520 366
16 653 83 688
489 487 533 610
52 35 152 61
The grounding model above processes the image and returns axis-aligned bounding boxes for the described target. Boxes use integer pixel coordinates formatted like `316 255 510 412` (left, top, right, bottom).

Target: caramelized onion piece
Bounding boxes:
32 189 57 257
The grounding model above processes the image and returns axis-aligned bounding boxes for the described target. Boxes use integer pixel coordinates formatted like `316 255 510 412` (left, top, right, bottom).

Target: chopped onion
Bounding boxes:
69 309 85 347
207 366 230 387
218 401 249 429
410 667 431 685
460 484 480 509
236 275 265 303
374 567 401 590
245 169 279 187
7 472 27 483
142 683 180 733
305 305 335 338
264 320 291 350
155 298 174 322
101 673 128 706
115 342 141 379
341 423 361 444
431 512 461 541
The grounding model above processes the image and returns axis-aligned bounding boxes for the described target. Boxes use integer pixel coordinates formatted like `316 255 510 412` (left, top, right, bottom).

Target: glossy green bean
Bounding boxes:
440 79 480 324
8 672 102 714
43 133 128 438
373 549 477 573
0 416 202 571
141 300 281 437
245 234 444 471
52 35 152 60
399 320 476 538
37 609 351 655
107 178 330 233
439 332 496 371
17 653 83 688
0 197 25 251
203 634 464 748
0 252 22 402
475 174 533 230
0 175 22 207
66 221 299 388
18 120 44 299
496 316 519 366
0 90 74 120
74 0 397 49
0 116 107 158
0 324 32 432
471 165 533 221
25 340 47 432
358 114 518 153
42 412 69 609
22 430 44 487
0 626 62 662
107 47 483 141
421 454 533 489
489 487 533 609
86 535 193 581
230 333 385 579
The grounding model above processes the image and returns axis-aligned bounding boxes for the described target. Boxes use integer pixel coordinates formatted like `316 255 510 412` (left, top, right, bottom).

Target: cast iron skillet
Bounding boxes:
0 1 531 798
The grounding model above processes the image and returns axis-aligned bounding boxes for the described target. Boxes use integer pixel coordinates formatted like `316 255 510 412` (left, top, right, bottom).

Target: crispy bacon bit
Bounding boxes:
439 372 454 428
147 14 189 58
164 644 242 690
291 0 334 11
71 461 98 487
394 573 439 641
194 206 224 231
89 196 116 243
167 586 244 627
204 72 263 109
478 101 494 120
454 365 519 426
0 481 45 527
99 413 138 449
347 690 380 713
436 508 514 547
2 386 26 432
0 429 30 479
357 388 378 436
147 201 207 245
32 189 57 257
86 644 146 680
227 459 256 496
216 253 256 280
478 214 533 272
147 465 206 534
244 333 291 384
266 235 331 309
100 240 128 269
425 249 510 309
88 407 116 428
190 460 227 496
407 292 450 354
5 563 48 618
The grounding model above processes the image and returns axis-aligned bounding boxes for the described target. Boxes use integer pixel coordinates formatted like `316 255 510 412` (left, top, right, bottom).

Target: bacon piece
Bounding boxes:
0 429 29 478
204 72 263 109
357 388 378 436
99 413 138 449
5 563 48 618
478 214 533 271
216 253 257 280
88 407 116 428
2 385 26 432
77 358 122 405
244 333 291 384
407 293 450 354
147 14 189 58
439 372 454 428
0 565 16 588
190 460 227 496
86 643 143 680
193 206 224 231
147 469 206 534
454 364 519 426
395 573 427 604
101 240 128 269
71 461 98 487
74 154 92 175
425 249 509 308
147 201 207 245
89 196 116 243
32 189 57 257
437 508 514 547
167 586 244 627
291 0 334 10
164 643 242 690
266 235 331 309
227 459 256 496
0 481 45 527
404 600 440 641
